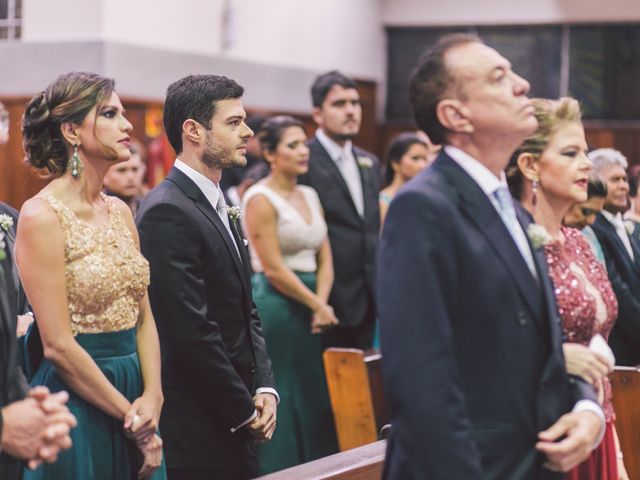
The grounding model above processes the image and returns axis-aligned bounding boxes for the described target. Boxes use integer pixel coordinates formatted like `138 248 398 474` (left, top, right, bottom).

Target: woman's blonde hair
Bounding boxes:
507 97 583 200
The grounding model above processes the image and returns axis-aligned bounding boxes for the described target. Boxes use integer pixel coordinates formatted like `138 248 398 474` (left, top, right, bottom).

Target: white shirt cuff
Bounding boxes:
230 409 257 433
255 387 280 405
573 399 606 448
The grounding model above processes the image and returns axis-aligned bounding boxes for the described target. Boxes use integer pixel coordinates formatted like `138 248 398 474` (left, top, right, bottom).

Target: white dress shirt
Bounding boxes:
316 129 365 217
174 159 279 432
444 146 605 444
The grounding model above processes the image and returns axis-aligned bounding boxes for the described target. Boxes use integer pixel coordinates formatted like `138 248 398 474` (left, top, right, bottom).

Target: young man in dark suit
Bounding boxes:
137 75 278 480
590 148 640 366
378 34 603 479
299 71 380 350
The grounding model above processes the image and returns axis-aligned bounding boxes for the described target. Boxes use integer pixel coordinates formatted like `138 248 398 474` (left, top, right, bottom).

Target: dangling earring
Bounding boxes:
531 178 538 207
70 144 82 179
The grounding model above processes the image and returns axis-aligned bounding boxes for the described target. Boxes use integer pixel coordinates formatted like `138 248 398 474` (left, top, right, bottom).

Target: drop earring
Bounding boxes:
531 178 538 207
71 144 82 178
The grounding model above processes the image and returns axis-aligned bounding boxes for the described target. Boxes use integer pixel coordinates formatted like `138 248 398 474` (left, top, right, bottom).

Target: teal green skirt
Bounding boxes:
253 272 338 475
23 329 166 480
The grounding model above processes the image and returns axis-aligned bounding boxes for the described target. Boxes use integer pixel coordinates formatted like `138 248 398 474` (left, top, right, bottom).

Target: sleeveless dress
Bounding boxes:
242 184 338 475
544 227 618 480
23 194 166 480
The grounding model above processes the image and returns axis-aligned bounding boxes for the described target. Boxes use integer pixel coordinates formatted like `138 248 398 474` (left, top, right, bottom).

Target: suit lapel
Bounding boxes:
599 215 640 273
438 156 544 327
354 148 374 221
166 168 250 299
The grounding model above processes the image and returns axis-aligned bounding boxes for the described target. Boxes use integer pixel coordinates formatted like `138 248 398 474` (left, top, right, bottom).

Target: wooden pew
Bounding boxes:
610 366 640 480
322 348 388 451
255 440 386 480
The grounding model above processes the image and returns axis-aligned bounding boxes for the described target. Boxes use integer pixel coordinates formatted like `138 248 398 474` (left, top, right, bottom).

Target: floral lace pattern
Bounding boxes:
545 226 618 421
41 194 149 335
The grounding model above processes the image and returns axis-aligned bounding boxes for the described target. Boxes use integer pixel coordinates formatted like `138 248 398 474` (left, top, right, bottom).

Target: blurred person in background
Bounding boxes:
379 132 430 225
103 138 147 215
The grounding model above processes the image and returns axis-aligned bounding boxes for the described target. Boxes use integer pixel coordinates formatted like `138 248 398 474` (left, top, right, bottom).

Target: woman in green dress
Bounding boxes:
17 72 165 480
242 116 339 474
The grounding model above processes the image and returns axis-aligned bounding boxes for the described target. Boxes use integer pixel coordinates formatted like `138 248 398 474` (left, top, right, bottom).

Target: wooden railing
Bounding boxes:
254 440 386 480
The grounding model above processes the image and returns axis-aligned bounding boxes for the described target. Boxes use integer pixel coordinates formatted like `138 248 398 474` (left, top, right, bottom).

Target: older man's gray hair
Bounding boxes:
588 148 628 172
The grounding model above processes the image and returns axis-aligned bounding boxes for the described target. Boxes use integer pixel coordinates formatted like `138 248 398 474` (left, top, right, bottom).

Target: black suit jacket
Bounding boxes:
136 167 275 472
298 136 380 327
0 237 28 479
591 213 640 366
378 153 596 480
0 204 28 315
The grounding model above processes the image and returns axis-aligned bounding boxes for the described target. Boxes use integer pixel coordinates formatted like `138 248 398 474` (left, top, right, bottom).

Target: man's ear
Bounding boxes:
60 122 81 146
183 119 202 146
517 152 539 181
436 99 473 135
311 107 323 128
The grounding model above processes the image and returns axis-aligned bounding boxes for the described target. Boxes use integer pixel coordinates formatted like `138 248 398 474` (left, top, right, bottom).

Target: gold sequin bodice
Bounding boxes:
42 194 149 335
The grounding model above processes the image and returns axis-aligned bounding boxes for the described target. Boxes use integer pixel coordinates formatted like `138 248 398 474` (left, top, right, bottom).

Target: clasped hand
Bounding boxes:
123 393 164 479
2 387 77 470
311 303 339 334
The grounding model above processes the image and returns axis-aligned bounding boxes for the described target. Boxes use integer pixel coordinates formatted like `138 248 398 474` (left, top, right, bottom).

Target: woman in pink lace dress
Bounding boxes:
508 97 628 479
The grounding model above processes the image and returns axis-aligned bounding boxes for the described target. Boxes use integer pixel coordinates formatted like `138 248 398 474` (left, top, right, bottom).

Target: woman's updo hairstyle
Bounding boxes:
22 72 115 177
257 115 305 156
507 97 582 200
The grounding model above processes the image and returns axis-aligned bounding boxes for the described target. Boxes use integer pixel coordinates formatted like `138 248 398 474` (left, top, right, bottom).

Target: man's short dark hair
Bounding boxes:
409 33 482 145
163 75 244 154
311 70 357 108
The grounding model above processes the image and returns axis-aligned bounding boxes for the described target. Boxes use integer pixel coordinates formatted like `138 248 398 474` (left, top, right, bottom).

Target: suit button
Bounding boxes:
517 311 527 326
249 363 256 374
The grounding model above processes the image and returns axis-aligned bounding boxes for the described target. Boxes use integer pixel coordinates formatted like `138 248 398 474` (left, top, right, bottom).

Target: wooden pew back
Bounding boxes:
610 367 640 480
322 348 388 451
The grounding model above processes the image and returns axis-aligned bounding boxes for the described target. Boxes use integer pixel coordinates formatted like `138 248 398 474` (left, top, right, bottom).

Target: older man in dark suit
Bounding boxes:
589 148 640 366
137 75 277 480
299 71 380 349
378 34 603 479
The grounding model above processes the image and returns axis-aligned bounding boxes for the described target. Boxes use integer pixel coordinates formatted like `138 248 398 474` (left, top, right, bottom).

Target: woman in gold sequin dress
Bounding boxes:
16 72 166 480
508 98 629 480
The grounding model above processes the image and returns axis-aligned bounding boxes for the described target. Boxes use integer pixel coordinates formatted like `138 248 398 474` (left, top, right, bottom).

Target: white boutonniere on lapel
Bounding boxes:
527 223 553 249
356 156 373 169
227 206 241 223
624 220 636 235
0 214 14 241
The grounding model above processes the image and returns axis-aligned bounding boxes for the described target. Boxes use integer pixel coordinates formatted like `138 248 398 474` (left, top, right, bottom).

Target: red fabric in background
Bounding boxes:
565 420 618 480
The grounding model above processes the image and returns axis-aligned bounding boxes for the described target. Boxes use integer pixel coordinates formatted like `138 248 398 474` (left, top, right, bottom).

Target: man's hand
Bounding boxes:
1 394 76 467
136 433 163 479
247 393 277 443
535 410 601 472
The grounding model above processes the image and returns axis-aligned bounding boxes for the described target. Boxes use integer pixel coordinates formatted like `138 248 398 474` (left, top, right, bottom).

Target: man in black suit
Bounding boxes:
378 34 603 479
137 75 277 480
589 148 640 366
299 71 379 349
